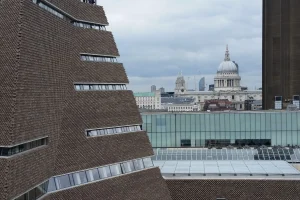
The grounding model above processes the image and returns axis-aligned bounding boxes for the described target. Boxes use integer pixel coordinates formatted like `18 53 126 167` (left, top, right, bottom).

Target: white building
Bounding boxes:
167 104 199 112
174 45 262 110
214 45 241 91
134 91 161 110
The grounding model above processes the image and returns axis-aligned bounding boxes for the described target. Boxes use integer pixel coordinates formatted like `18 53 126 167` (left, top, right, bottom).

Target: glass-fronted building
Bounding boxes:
142 112 300 148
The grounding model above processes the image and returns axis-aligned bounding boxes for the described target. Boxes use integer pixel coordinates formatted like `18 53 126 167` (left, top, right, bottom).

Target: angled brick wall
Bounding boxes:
44 168 171 200
167 179 300 200
47 0 108 25
0 0 171 199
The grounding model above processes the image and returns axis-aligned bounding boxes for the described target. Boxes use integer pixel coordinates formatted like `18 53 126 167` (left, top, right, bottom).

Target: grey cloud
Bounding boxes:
99 0 262 92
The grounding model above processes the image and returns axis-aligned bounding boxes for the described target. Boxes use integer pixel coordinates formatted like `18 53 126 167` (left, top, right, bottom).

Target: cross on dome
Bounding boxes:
224 44 230 61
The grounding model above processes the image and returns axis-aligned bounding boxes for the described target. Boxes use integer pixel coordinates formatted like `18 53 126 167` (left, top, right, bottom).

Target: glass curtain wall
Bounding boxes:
142 112 300 148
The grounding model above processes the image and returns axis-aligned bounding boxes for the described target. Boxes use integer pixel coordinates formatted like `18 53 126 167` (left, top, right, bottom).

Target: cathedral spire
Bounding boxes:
224 44 230 61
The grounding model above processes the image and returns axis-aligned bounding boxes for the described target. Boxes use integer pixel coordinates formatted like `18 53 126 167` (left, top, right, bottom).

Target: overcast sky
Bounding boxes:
98 0 262 92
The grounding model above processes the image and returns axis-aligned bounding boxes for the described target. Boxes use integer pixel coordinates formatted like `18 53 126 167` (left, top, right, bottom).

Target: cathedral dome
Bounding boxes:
217 45 238 73
218 61 238 72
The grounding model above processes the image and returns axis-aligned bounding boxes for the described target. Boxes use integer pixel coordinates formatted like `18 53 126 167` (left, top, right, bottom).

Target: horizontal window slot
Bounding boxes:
32 0 106 31
73 22 106 31
80 54 117 63
74 84 127 91
13 157 154 199
14 181 48 200
0 137 48 157
80 0 97 5
50 157 153 192
86 125 142 137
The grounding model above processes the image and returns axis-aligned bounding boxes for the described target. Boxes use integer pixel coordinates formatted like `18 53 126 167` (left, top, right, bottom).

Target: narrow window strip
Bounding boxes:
74 84 127 91
80 54 118 63
32 0 107 31
0 137 48 157
86 125 142 137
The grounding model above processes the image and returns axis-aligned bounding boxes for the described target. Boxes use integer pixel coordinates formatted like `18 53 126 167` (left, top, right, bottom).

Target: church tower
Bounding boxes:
175 71 186 95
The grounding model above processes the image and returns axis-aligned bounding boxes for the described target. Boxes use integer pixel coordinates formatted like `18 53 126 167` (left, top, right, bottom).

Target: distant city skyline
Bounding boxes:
100 0 262 92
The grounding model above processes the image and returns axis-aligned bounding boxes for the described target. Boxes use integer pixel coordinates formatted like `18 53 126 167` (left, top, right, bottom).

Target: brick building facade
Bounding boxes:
0 0 171 199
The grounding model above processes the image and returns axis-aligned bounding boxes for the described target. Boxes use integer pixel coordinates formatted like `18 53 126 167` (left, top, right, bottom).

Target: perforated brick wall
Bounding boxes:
167 179 300 200
0 0 171 199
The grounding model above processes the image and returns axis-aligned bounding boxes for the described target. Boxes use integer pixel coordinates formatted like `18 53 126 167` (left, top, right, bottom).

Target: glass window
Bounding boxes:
73 172 88 186
111 128 116 134
39 181 49 194
107 129 113 134
55 175 71 189
47 178 57 192
79 171 88 184
121 161 135 173
116 127 122 133
98 166 111 179
75 85 81 90
83 85 89 90
142 158 153 168
92 85 98 90
15 194 27 200
100 129 106 135
87 168 100 182
73 173 81 185
28 189 36 200
133 159 144 170
110 164 122 176
89 130 97 136
103 129 109 135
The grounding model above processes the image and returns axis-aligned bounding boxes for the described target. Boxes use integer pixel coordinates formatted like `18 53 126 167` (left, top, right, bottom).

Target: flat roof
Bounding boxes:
153 160 300 177
141 110 300 115
134 92 155 97
152 148 300 162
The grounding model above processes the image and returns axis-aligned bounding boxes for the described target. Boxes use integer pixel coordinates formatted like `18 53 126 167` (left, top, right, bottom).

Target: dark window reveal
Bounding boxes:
181 139 191 147
235 139 271 147
0 137 48 157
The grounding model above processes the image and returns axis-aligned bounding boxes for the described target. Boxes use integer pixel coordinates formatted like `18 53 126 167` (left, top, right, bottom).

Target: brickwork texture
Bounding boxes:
167 179 300 200
0 0 171 199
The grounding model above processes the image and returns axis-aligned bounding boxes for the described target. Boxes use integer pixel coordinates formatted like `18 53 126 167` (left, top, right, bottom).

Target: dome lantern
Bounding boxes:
217 45 238 73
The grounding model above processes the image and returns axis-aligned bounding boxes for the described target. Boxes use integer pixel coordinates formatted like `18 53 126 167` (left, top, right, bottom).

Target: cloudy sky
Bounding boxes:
98 0 262 92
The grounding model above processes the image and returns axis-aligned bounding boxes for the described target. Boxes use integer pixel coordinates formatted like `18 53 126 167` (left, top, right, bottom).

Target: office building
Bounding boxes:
263 0 300 109
159 87 165 94
151 85 157 92
134 91 161 110
0 1 171 199
199 77 205 91
142 112 300 148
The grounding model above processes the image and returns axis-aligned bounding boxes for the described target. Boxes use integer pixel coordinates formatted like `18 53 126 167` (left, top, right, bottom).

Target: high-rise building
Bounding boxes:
263 0 300 109
159 87 165 93
0 1 171 199
151 85 156 92
199 77 205 91
208 84 215 91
